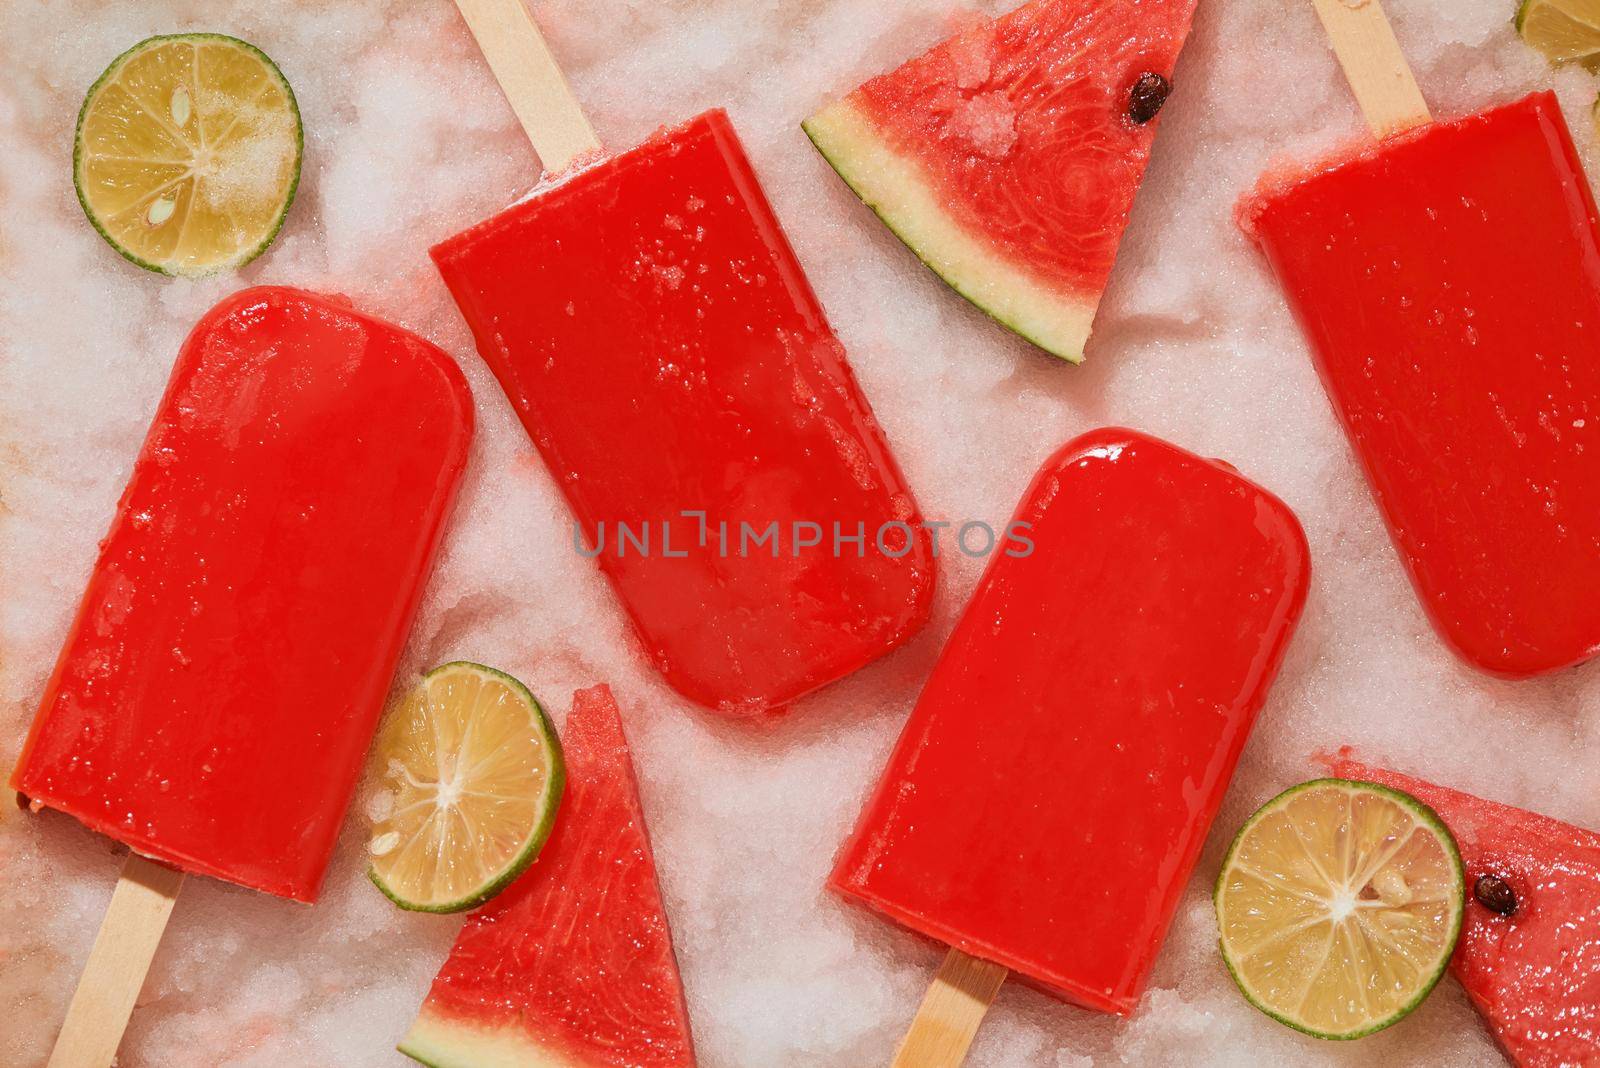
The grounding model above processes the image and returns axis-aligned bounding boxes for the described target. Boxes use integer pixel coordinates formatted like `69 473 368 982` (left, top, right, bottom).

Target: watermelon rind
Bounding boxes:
804 97 1097 363
399 1005 585 1068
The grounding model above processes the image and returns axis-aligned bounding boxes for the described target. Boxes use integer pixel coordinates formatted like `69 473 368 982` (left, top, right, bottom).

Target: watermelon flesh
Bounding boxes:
1325 751 1600 1066
401 686 696 1068
803 0 1198 362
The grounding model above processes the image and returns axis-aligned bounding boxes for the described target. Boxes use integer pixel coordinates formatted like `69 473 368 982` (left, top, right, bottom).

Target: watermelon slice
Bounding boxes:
400 686 696 1068
803 0 1198 362
1324 750 1600 1066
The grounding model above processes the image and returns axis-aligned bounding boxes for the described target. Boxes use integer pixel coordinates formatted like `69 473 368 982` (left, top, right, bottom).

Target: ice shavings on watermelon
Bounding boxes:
1324 750 1600 1066
804 0 1199 361
401 686 696 1068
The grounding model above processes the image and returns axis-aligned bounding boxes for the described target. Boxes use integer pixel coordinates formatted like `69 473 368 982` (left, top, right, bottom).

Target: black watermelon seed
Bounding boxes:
1129 72 1172 125
1474 874 1518 917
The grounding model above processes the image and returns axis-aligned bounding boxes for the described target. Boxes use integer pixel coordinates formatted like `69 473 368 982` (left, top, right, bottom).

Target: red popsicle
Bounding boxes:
14 286 472 900
1246 0 1600 677
437 1 933 715
835 429 1308 1058
13 287 472 1063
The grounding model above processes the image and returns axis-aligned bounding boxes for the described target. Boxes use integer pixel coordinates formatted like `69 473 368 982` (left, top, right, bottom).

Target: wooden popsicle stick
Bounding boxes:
46 854 184 1068
889 948 1010 1068
1309 0 1431 137
451 0 602 174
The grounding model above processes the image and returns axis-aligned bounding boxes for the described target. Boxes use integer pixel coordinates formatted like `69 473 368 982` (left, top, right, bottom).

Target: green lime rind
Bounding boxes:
72 33 303 277
368 661 565 915
1214 777 1465 1042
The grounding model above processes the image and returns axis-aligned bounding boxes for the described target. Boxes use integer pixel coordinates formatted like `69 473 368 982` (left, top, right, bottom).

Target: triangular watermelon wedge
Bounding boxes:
1324 750 1600 1066
804 0 1198 362
401 686 696 1068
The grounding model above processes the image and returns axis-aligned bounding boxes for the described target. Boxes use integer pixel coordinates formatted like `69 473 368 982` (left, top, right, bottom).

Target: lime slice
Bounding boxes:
1517 0 1600 69
367 662 564 913
1215 779 1465 1040
73 34 302 276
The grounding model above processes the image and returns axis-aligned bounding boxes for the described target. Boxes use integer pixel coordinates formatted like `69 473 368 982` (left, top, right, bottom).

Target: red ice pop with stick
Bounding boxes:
1245 0 1600 676
13 287 473 1067
436 0 933 715
833 429 1309 1066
